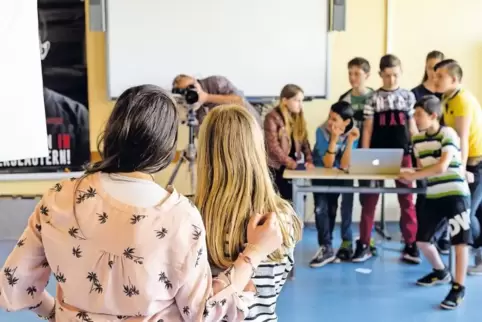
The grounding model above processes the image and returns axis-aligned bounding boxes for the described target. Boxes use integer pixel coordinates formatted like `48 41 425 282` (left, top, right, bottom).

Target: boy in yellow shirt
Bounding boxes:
434 59 482 274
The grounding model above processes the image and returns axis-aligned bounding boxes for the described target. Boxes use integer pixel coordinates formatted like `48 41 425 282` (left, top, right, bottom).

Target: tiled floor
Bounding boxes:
1 225 481 321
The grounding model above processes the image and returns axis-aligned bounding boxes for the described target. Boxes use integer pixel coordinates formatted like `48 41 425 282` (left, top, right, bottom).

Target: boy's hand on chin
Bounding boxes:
330 123 344 137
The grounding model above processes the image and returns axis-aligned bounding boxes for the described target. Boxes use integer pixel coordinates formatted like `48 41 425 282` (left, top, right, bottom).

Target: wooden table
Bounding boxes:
284 168 424 239
282 168 438 278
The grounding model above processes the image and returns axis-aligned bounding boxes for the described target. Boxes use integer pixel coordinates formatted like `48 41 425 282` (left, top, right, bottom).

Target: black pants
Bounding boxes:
467 163 482 247
269 166 292 201
414 180 451 241
312 179 354 247
417 195 471 245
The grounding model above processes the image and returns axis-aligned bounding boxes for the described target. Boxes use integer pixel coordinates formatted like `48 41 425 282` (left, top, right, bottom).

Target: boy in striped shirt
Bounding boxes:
399 95 470 310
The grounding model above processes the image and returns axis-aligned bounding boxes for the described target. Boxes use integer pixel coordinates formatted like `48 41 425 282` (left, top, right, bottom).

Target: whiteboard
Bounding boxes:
105 0 329 99
0 1 48 162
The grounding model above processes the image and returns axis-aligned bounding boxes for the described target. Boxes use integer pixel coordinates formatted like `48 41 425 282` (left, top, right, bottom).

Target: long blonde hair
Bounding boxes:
196 105 302 269
279 84 308 143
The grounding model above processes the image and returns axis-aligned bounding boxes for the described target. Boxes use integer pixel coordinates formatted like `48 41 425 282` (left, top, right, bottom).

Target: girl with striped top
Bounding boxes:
196 105 302 322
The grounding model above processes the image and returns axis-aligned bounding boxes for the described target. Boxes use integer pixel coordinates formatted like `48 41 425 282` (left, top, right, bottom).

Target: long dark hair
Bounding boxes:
71 85 179 239
422 50 445 83
86 84 179 175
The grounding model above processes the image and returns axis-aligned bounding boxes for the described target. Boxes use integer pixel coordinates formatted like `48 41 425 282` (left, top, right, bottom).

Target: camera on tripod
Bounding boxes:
168 85 198 192
172 84 199 105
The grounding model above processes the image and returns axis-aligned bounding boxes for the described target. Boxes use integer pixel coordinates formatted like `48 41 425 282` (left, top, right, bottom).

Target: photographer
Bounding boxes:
172 74 262 127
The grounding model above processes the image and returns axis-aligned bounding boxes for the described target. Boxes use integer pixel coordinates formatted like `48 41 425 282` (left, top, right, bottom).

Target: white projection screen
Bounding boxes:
0 1 48 162
105 0 330 99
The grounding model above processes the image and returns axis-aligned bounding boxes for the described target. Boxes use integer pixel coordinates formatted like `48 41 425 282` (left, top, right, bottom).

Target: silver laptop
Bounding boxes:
349 149 404 175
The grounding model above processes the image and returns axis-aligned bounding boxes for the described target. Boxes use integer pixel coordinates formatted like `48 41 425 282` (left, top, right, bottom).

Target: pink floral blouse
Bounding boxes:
0 173 254 321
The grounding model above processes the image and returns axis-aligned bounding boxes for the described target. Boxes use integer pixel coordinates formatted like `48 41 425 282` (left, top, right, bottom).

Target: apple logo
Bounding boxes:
372 159 380 166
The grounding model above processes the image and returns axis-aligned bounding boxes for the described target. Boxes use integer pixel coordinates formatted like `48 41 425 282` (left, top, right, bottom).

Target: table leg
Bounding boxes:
374 192 392 240
292 180 303 221
289 180 301 280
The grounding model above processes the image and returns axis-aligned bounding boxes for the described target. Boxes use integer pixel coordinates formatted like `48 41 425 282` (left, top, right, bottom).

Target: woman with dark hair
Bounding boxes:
0 85 283 321
264 84 313 201
412 50 445 100
309 101 360 267
411 50 450 255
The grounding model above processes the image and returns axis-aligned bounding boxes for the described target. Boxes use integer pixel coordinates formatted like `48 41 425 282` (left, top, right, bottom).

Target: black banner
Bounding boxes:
0 0 89 173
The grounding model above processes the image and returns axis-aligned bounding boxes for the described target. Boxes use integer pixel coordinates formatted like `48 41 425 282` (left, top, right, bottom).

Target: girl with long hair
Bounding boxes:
196 105 302 322
264 84 313 201
412 50 445 101
0 85 283 321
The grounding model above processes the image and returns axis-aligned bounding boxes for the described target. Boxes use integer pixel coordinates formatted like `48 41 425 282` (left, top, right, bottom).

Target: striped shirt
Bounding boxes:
212 231 295 322
412 126 470 199
339 88 374 130
246 251 294 322
363 88 415 117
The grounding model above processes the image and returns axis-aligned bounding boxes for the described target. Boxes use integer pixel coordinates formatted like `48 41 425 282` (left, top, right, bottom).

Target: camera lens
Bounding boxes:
185 90 199 104
171 85 198 104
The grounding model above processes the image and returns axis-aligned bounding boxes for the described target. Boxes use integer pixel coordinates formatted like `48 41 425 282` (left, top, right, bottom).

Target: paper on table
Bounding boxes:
0 1 48 162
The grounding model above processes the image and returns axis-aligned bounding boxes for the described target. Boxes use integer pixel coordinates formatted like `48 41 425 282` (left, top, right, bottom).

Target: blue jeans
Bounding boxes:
467 163 482 247
313 179 354 246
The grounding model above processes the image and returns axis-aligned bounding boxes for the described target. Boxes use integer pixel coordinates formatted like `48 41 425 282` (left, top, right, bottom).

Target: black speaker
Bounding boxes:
330 0 346 31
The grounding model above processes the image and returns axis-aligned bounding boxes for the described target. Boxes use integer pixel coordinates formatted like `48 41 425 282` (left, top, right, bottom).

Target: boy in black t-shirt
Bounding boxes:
353 54 419 264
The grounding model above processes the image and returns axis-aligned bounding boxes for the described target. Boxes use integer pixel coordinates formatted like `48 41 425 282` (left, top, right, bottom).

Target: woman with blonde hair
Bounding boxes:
0 85 283 321
196 105 302 322
264 84 313 201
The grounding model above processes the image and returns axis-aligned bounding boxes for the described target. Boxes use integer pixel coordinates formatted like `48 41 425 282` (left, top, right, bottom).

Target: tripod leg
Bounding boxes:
167 151 186 187
189 160 196 196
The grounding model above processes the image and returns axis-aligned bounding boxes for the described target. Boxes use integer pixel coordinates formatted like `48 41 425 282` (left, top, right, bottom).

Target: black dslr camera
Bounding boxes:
172 84 199 105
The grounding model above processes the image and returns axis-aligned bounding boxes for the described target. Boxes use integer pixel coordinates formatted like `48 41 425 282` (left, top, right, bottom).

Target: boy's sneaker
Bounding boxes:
440 283 465 310
370 238 377 256
335 240 353 262
352 240 372 263
309 245 336 268
416 269 451 286
436 238 451 255
468 249 482 276
402 243 421 264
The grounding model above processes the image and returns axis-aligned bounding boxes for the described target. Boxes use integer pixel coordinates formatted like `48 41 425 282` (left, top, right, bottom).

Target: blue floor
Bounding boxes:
1 225 481 321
